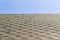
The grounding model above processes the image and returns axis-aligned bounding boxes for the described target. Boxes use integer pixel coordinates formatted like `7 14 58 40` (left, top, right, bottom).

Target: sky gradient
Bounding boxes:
0 0 60 14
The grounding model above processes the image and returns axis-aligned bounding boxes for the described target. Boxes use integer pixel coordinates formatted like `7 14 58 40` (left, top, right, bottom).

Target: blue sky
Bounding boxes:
0 0 60 14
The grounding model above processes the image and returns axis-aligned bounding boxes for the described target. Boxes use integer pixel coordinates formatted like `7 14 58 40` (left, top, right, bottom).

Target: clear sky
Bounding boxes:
0 0 60 14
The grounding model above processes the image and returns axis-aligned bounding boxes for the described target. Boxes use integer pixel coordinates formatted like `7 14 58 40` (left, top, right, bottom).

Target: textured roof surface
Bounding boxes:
0 14 60 40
